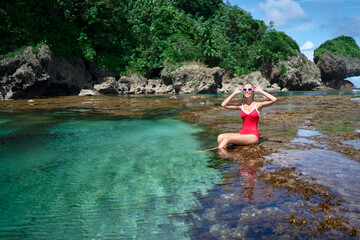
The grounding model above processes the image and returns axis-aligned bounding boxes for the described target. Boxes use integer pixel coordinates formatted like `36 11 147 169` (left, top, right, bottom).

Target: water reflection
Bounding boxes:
218 148 259 202
188 146 358 239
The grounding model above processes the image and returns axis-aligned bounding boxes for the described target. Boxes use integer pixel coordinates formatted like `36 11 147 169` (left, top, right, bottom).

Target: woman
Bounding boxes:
217 83 277 148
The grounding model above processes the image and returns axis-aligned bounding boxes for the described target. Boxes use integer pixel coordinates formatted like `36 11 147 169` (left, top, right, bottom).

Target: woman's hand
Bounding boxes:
253 86 262 93
233 87 242 95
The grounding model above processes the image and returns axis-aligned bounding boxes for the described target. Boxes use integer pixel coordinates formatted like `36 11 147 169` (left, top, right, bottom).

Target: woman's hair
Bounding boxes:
242 82 255 104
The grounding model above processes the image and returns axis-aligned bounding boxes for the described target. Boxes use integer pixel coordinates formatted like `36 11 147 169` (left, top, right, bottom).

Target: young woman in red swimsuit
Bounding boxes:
217 83 277 148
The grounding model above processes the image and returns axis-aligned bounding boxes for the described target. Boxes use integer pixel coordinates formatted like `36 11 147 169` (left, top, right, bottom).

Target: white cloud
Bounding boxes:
292 21 319 31
300 41 315 61
300 41 315 50
301 50 314 62
259 0 310 28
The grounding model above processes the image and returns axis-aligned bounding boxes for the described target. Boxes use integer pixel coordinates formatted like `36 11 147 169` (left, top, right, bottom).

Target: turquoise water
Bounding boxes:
0 112 221 239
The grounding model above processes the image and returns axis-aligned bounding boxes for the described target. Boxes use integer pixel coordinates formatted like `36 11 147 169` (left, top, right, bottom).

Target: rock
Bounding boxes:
262 53 322 90
218 75 244 93
218 71 273 93
345 56 360 77
143 79 174 94
93 77 118 94
0 45 92 100
78 89 97 96
314 52 360 89
315 52 347 81
267 83 281 91
160 65 224 94
124 74 148 94
117 83 130 95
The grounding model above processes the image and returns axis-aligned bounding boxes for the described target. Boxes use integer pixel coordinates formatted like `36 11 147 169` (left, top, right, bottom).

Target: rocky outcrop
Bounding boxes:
0 45 94 100
314 52 360 89
218 71 280 93
160 65 224 94
3 45 350 100
261 53 323 90
93 77 119 94
81 66 281 96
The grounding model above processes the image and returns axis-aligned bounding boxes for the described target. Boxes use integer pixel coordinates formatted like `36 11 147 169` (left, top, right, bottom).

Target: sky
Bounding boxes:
227 0 360 61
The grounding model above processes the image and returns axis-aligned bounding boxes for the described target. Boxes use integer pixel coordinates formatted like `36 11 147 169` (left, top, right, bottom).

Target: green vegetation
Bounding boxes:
1 0 300 77
317 124 356 134
280 64 287 76
314 36 360 59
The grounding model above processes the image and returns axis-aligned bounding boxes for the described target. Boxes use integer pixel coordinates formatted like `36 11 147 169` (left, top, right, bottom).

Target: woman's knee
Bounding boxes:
217 133 225 143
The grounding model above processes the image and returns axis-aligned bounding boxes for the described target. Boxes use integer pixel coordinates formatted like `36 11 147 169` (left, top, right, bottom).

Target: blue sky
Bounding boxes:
227 0 360 61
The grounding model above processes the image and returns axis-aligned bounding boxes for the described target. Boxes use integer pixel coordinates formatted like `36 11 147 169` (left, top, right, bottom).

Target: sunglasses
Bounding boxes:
243 88 253 92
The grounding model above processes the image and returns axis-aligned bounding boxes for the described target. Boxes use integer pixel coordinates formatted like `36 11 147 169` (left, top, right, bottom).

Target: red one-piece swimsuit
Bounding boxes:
239 102 260 141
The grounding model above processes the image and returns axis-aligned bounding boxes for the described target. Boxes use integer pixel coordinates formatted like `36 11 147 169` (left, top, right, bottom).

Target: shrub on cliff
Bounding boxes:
314 36 360 59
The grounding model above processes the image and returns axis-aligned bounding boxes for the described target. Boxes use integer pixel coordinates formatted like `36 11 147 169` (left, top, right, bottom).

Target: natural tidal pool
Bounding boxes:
0 111 221 239
0 91 359 239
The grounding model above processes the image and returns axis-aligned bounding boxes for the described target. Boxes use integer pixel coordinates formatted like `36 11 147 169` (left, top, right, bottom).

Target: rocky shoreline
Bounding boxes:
1 45 359 100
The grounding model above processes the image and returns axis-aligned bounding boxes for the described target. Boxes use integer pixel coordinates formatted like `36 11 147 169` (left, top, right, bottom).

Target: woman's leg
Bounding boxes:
217 133 258 148
217 133 226 145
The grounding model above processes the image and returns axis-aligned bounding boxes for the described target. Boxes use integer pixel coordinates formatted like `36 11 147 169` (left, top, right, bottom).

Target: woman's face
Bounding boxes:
242 84 254 98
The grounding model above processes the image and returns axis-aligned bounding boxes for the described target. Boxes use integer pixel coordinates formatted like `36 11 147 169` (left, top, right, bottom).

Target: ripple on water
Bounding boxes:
289 126 327 148
350 97 360 102
297 127 323 137
0 116 221 240
342 140 360 150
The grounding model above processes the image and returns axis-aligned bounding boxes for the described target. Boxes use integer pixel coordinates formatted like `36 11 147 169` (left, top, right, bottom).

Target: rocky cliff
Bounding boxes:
314 52 360 89
261 53 323 91
0 45 94 100
0 45 336 100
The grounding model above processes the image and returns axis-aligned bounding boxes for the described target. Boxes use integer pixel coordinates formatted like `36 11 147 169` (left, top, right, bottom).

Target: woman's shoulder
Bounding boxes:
256 100 274 109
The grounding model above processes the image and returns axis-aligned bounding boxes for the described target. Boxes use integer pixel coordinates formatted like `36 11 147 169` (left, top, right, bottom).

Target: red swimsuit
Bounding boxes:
239 102 260 141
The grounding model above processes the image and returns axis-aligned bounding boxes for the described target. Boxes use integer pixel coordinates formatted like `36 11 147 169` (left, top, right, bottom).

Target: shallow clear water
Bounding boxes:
0 111 221 239
1 91 359 239
267 149 360 229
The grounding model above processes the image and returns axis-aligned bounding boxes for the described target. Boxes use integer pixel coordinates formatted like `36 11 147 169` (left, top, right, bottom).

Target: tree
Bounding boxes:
173 0 222 18
314 35 360 59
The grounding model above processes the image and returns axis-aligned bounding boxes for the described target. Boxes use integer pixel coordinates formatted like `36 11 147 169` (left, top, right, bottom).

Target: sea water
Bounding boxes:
0 110 221 239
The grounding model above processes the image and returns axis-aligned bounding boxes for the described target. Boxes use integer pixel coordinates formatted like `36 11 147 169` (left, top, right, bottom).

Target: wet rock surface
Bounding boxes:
180 93 360 238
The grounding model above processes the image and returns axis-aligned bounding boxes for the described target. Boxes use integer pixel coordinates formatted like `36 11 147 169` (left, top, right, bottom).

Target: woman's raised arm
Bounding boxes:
254 86 277 109
221 87 242 110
